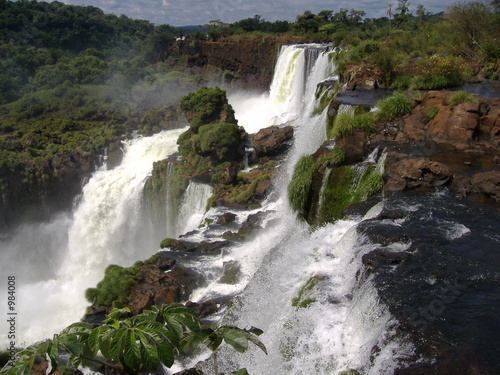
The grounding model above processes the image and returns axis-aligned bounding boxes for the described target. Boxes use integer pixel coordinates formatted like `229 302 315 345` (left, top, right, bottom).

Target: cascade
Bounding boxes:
165 161 176 237
0 128 186 347
176 181 213 237
166 44 413 374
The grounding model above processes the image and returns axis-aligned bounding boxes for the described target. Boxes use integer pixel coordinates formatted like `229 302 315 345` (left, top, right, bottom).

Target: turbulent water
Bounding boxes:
0 128 186 347
2 43 498 374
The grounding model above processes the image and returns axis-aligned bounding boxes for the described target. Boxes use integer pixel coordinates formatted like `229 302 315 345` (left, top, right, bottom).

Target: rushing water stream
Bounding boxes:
2 43 499 374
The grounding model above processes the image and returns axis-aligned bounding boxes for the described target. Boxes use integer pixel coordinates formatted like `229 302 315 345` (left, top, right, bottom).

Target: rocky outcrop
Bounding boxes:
252 125 294 157
375 91 500 201
126 257 205 315
170 36 315 90
343 64 384 91
384 157 454 193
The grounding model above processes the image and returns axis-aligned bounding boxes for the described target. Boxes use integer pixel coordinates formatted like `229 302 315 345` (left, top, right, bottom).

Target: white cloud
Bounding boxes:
61 0 454 26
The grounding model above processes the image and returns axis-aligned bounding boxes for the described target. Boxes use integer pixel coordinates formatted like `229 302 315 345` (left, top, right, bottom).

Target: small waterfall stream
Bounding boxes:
1 43 422 374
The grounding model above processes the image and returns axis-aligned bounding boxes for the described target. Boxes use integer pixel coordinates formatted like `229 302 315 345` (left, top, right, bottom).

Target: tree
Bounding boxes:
0 304 267 375
416 4 426 20
387 3 394 33
446 1 500 59
396 0 411 15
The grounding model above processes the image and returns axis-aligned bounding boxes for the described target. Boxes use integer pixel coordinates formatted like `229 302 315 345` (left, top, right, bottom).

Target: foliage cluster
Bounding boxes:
180 86 236 132
84 257 157 308
287 156 317 220
316 165 383 225
375 92 413 122
0 304 266 375
446 90 478 106
291 276 321 309
330 109 375 138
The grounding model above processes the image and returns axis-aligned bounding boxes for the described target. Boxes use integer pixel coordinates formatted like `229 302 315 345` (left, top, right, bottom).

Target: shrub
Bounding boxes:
412 56 469 89
331 109 375 138
193 122 243 162
375 92 412 122
84 262 145 307
446 90 477 106
180 86 236 132
287 156 316 220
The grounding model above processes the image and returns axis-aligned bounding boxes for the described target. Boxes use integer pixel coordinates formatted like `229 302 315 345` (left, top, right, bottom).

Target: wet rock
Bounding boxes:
336 131 368 164
217 161 238 184
105 140 123 170
185 300 218 318
219 260 241 284
384 157 454 193
362 249 411 269
252 125 294 157
127 262 205 315
217 212 237 224
470 171 500 201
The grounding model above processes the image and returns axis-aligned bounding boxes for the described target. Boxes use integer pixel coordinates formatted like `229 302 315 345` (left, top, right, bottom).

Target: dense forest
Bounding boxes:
0 0 499 226
1 0 500 374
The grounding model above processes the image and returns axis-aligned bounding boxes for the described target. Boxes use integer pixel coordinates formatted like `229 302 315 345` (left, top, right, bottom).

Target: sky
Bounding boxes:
57 0 459 27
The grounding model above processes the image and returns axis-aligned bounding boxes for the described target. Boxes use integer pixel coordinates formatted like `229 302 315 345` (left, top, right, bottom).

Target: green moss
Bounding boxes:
316 166 356 225
230 174 270 203
160 238 177 248
193 122 243 162
316 148 346 169
316 165 383 225
375 92 413 122
84 261 147 307
287 156 317 220
330 110 375 139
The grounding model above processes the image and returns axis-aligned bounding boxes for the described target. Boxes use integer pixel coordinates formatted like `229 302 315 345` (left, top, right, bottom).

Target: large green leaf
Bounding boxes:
220 328 248 353
123 330 142 371
136 330 160 371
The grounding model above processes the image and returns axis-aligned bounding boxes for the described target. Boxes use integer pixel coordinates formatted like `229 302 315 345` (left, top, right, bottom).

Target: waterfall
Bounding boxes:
165 161 176 237
164 44 414 374
228 44 332 134
176 181 213 237
1 43 417 374
0 128 186 347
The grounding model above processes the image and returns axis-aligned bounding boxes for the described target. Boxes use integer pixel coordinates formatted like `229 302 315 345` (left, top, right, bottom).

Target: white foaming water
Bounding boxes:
0 128 186 348
177 181 213 236
229 44 333 134
167 44 413 374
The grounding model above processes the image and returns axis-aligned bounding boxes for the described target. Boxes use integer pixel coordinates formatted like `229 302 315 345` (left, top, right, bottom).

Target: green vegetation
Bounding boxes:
375 92 413 122
0 304 266 375
292 276 321 309
287 156 317 220
427 105 440 120
180 86 236 131
330 109 375 138
84 256 158 308
447 90 478 106
316 165 383 225
411 55 470 89
316 148 346 169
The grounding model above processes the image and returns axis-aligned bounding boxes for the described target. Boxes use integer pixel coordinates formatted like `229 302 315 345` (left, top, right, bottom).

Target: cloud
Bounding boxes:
62 0 454 26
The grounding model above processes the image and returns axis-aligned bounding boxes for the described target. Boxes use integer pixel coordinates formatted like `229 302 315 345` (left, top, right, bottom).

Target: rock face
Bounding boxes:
376 91 500 201
0 149 98 230
126 257 205 315
252 125 294 157
170 37 315 90
343 64 383 90
384 157 454 193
